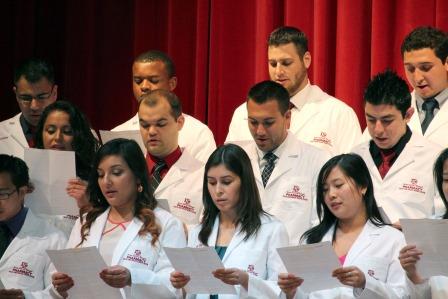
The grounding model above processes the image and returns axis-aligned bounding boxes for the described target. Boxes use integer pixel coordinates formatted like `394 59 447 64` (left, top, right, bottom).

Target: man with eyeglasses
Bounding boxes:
0 154 66 297
0 58 57 159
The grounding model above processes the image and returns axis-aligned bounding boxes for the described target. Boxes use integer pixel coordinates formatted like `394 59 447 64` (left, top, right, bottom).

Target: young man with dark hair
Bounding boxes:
0 58 58 158
113 50 216 163
239 80 330 244
401 26 448 147
226 26 361 155
0 154 66 297
352 69 444 227
138 89 204 230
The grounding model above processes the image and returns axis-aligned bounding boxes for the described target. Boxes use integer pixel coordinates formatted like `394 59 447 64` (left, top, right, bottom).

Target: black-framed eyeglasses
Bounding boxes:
0 189 17 200
15 85 55 104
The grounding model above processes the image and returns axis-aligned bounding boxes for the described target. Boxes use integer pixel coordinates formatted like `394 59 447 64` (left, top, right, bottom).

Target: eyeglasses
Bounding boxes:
0 189 17 200
15 86 55 105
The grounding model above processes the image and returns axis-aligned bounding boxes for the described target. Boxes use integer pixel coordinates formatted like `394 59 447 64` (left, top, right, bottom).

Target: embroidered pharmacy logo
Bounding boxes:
283 185 308 201
63 214 79 221
123 249 148 265
399 178 425 194
9 261 35 278
311 131 332 146
367 269 379 280
246 264 258 276
173 198 197 214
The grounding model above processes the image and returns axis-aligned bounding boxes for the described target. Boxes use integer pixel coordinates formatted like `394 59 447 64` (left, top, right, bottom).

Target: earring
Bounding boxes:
137 185 143 193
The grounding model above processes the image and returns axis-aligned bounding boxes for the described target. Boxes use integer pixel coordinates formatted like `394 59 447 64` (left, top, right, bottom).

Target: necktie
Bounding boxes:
150 159 166 193
262 152 277 187
378 151 396 179
0 224 10 259
421 98 439 134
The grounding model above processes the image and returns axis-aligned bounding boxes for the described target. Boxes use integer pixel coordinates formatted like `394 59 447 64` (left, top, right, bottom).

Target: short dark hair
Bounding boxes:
434 148 448 219
35 101 100 180
199 144 266 245
134 50 176 78
301 154 385 244
364 69 411 117
139 89 182 120
0 154 30 189
268 26 308 57
401 26 448 63
14 58 55 85
247 80 290 115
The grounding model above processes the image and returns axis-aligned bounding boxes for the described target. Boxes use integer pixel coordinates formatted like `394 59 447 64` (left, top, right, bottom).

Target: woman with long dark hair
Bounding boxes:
399 148 448 299
51 139 185 298
278 154 408 298
170 143 289 298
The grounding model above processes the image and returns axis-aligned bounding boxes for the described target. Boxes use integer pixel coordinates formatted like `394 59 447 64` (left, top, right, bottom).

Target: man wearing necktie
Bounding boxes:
138 89 204 230
401 26 448 147
352 70 444 230
233 80 330 245
0 154 66 297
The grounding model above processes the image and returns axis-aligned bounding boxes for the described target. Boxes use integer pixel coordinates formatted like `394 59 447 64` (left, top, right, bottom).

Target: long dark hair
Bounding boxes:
78 139 160 246
199 143 267 245
302 154 385 244
35 101 100 180
434 148 448 219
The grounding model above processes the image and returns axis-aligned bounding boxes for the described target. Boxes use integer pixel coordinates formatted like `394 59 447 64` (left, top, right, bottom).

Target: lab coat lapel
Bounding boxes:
344 222 375 266
111 217 142 265
425 99 448 137
222 224 245 264
85 208 109 248
385 134 420 178
265 134 297 187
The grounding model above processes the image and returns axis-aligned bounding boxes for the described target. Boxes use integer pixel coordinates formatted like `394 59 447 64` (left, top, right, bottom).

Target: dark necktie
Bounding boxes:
262 152 277 187
378 151 396 179
421 98 439 134
0 224 10 258
150 160 166 193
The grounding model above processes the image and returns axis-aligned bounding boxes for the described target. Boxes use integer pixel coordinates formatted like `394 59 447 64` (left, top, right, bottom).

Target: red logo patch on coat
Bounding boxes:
173 198 197 214
246 264 258 276
9 261 35 278
311 132 332 146
123 249 148 265
399 178 425 194
282 185 308 201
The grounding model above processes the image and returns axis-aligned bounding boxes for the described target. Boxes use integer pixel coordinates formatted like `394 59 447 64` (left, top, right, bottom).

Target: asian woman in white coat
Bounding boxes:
51 139 186 298
278 154 408 299
399 148 448 299
170 143 289 298
35 101 100 236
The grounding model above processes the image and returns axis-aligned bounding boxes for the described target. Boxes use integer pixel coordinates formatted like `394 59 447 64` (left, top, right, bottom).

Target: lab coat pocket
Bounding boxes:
6 253 46 289
231 248 267 279
275 177 312 211
356 256 389 282
167 189 203 225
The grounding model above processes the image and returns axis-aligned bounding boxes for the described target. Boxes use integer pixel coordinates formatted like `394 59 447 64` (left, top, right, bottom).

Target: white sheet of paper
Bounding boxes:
401 218 448 278
24 148 77 215
132 283 176 299
99 130 146 154
164 247 237 295
47 247 122 299
277 241 343 293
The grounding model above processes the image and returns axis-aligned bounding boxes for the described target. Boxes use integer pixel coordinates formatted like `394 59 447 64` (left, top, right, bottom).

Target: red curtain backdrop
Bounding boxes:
1 0 448 145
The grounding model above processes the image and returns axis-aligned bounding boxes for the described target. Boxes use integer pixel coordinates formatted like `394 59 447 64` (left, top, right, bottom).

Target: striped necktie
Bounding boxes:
262 152 277 187
421 98 439 134
150 160 166 193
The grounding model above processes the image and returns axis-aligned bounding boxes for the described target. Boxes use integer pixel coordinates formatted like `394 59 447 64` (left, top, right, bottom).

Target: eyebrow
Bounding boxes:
207 175 233 179
365 113 395 119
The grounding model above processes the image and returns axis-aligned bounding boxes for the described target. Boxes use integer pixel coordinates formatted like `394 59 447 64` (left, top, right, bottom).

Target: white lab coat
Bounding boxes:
113 113 216 163
0 113 28 159
287 221 408 299
0 210 66 298
226 83 362 155
187 214 289 299
406 276 448 299
62 206 186 299
154 149 204 227
408 90 448 148
352 133 444 223
240 133 330 245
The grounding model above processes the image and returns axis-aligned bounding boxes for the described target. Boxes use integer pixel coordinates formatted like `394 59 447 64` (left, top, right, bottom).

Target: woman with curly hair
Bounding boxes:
51 139 186 298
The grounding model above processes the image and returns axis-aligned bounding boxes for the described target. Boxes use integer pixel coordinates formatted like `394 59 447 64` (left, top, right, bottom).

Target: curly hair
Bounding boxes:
78 139 160 246
35 101 100 180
